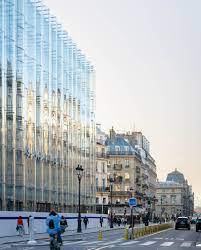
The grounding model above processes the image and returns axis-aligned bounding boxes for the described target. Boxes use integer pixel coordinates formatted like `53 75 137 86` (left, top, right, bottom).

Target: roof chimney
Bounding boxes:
109 127 116 140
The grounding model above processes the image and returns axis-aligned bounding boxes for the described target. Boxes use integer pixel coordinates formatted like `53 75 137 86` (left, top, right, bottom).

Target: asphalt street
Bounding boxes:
3 225 201 250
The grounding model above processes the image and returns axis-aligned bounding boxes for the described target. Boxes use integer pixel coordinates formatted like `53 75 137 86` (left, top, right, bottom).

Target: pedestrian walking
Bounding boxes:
27 215 31 234
16 216 24 236
99 216 103 227
60 215 68 233
83 216 89 229
117 217 121 226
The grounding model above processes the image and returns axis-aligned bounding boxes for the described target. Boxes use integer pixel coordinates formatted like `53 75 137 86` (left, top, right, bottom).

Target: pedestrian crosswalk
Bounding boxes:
62 239 201 248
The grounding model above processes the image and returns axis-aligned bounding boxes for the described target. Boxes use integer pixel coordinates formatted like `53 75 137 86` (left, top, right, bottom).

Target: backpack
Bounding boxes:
49 219 55 229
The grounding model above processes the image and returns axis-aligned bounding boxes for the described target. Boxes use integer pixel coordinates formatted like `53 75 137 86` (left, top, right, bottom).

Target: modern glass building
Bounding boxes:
0 0 96 212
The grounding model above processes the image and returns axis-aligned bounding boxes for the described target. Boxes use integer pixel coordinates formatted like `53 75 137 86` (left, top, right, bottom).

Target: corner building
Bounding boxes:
0 0 96 212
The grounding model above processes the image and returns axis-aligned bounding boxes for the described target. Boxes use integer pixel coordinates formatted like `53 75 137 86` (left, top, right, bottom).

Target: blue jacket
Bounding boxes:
46 214 61 235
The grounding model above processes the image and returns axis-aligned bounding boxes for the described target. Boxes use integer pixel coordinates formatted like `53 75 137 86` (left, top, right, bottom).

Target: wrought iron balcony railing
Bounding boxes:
96 152 106 158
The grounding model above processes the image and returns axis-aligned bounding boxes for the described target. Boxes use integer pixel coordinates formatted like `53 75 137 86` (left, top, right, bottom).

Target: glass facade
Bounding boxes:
0 0 96 212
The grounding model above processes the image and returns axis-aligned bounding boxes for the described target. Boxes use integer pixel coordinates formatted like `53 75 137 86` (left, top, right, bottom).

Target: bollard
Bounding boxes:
134 230 138 239
129 227 134 240
27 216 37 245
124 227 129 240
98 230 103 240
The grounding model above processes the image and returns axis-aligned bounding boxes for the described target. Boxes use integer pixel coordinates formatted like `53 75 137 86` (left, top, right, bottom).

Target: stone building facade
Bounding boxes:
105 128 157 216
95 125 109 213
155 169 194 218
155 181 185 218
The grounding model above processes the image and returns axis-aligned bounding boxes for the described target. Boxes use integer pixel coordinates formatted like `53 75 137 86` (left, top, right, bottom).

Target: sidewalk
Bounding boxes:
0 223 150 245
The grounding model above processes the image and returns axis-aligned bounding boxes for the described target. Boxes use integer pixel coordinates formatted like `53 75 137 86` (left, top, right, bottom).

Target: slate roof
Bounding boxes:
166 169 185 184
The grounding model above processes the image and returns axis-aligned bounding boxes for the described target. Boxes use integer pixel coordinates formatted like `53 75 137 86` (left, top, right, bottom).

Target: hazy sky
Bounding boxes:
44 0 201 206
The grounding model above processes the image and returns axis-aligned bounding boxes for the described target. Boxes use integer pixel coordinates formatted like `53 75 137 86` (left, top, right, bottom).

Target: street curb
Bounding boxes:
1 224 153 245
11 242 49 247
1 227 126 245
135 227 173 239
3 237 83 245
11 238 83 247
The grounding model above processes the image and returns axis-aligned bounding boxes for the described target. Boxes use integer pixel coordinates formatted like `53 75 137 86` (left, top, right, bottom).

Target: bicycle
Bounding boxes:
18 225 24 237
49 233 61 250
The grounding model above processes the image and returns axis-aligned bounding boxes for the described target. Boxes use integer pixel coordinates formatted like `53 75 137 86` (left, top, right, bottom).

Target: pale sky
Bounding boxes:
44 0 201 206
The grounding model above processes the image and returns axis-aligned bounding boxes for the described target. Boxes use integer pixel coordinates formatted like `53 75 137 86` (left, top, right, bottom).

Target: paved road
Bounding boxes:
4 225 201 249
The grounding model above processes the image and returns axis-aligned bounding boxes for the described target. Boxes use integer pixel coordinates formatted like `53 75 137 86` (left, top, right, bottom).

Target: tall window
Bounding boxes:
96 162 98 172
125 159 129 167
102 162 105 173
102 178 106 191
171 195 176 205
96 178 98 189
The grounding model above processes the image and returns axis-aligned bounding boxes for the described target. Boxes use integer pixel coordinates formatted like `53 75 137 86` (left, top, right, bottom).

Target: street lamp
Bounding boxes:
109 176 115 228
76 164 84 233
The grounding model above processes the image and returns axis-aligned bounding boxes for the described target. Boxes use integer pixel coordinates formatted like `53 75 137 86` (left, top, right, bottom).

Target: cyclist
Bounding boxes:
17 216 24 236
46 210 62 245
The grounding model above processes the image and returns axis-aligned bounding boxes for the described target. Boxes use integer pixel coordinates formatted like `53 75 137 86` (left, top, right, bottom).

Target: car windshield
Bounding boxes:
177 218 188 222
197 219 201 223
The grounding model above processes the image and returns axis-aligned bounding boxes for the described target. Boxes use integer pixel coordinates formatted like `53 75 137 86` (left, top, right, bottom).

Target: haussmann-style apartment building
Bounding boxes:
105 128 157 217
0 0 96 212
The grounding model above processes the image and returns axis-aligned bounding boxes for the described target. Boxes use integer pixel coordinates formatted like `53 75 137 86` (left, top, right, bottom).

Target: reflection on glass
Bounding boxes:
0 0 95 212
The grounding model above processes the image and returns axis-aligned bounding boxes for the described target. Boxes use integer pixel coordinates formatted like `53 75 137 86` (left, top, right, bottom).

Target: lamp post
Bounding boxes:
129 187 134 236
76 164 84 233
109 177 115 228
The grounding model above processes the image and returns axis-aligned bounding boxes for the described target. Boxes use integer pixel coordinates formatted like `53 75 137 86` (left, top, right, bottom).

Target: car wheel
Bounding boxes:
175 227 178 230
188 227 190 230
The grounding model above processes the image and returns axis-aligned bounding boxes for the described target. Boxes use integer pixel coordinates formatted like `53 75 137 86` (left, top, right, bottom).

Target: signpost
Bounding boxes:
129 198 137 239
129 198 137 207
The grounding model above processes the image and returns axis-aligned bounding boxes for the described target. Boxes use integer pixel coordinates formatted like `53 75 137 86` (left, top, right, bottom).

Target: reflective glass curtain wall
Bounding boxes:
0 0 96 212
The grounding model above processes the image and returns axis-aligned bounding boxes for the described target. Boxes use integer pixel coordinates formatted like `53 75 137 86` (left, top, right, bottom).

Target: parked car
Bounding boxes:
196 218 201 232
175 217 190 230
191 217 197 224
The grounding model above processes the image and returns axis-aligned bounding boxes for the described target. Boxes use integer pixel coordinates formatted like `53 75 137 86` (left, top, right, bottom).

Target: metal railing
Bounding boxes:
96 152 106 158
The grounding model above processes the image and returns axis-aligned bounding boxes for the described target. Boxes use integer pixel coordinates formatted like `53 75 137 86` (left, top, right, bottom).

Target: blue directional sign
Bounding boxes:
129 197 137 207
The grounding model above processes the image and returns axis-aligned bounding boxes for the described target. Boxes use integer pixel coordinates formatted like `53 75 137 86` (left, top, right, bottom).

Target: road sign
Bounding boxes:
129 197 137 207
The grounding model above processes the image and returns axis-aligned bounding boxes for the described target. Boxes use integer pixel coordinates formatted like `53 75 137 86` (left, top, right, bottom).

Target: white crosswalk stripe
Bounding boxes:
62 239 201 248
81 240 102 245
101 239 122 245
63 240 88 245
180 242 192 247
120 240 140 246
160 241 174 246
140 241 156 246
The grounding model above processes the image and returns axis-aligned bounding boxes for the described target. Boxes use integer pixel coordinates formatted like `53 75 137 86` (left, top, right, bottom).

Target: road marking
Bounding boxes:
154 237 163 240
101 239 122 245
120 240 140 245
81 241 101 245
196 243 201 247
63 240 88 245
140 241 156 246
180 242 192 247
93 245 115 250
160 241 174 246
